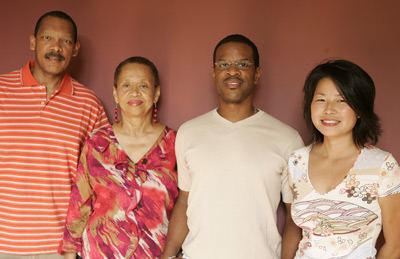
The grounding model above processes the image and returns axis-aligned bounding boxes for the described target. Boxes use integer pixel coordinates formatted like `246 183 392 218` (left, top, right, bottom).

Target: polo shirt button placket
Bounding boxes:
40 100 46 112
39 85 46 110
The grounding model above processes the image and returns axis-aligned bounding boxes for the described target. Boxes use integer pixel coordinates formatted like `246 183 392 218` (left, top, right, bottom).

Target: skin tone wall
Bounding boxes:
1 0 399 234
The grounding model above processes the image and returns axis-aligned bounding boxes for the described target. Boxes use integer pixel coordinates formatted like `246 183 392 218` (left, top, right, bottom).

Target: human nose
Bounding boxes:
129 85 141 96
324 101 336 114
226 63 241 76
50 39 62 52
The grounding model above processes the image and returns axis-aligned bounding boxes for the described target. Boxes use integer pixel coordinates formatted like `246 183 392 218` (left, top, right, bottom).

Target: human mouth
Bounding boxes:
321 119 340 126
223 77 243 88
45 52 65 62
128 100 143 106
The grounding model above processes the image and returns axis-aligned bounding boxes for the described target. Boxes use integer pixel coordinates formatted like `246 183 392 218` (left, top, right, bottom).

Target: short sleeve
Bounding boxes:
288 153 297 188
281 134 304 203
283 154 296 203
378 154 400 197
176 128 191 192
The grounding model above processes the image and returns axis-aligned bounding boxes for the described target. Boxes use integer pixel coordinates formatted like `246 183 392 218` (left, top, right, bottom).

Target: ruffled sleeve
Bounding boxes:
58 140 94 254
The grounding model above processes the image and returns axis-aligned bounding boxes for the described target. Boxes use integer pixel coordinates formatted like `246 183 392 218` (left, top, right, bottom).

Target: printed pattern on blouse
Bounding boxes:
59 125 178 259
288 145 400 259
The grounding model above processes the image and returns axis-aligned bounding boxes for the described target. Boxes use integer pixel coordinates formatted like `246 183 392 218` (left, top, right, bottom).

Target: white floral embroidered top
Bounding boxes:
288 145 400 259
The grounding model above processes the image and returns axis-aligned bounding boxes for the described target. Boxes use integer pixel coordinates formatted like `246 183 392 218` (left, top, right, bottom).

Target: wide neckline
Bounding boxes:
306 146 363 195
109 124 167 164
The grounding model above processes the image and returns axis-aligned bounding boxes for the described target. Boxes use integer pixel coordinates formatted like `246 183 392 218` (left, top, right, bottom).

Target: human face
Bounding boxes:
30 16 80 79
113 63 160 120
311 77 358 141
212 42 261 105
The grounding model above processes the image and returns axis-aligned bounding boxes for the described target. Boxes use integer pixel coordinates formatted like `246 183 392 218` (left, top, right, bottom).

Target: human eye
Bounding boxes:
337 96 347 103
313 96 325 102
217 61 230 69
62 39 72 44
139 84 148 89
41 35 50 40
122 83 130 88
236 61 250 68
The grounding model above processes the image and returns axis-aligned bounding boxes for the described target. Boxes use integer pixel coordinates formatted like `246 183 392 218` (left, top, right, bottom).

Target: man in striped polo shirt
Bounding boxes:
0 11 109 258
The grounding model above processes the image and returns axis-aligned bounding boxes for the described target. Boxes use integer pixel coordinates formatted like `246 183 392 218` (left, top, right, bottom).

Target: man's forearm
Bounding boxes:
281 203 302 259
64 252 77 259
161 190 190 259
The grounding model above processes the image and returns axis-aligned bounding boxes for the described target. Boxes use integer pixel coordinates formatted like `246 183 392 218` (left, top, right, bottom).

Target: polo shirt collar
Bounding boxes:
21 61 74 95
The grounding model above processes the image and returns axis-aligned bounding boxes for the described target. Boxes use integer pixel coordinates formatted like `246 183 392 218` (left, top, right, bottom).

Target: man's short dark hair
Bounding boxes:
213 34 259 68
114 56 160 88
303 59 381 147
34 11 78 43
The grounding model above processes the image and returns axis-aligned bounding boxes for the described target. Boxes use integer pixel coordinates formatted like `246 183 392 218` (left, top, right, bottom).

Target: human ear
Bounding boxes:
112 86 119 103
254 67 261 85
72 41 80 57
154 85 161 103
29 35 36 51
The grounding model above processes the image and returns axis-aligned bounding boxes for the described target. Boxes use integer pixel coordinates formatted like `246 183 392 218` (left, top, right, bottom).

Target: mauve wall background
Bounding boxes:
1 1 399 233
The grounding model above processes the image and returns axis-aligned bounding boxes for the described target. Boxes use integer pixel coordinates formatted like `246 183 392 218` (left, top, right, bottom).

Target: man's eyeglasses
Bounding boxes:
214 60 253 70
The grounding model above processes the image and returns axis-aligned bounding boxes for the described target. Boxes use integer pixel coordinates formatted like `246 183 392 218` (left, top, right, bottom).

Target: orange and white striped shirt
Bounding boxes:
0 61 109 254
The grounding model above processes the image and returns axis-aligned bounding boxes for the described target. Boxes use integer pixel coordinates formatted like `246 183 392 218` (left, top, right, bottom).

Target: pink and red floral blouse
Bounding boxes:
59 125 178 258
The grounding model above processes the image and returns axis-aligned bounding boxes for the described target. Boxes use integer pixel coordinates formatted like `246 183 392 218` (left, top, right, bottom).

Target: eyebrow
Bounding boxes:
120 78 151 83
313 92 343 97
216 58 250 62
39 30 73 37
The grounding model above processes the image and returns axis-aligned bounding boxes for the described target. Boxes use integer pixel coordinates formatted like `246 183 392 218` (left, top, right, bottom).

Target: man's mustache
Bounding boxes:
44 52 65 60
223 76 243 83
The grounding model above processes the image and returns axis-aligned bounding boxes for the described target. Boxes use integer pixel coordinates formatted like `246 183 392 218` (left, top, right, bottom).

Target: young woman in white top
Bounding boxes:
282 59 400 259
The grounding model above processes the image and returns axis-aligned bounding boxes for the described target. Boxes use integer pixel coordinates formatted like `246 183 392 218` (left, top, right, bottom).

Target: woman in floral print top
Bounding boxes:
281 60 400 259
59 57 178 258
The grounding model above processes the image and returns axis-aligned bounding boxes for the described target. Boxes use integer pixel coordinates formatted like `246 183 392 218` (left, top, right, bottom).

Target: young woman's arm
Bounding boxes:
377 193 400 259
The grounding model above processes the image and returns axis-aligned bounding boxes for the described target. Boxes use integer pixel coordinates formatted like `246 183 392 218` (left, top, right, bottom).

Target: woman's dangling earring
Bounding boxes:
114 104 118 123
153 103 158 123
